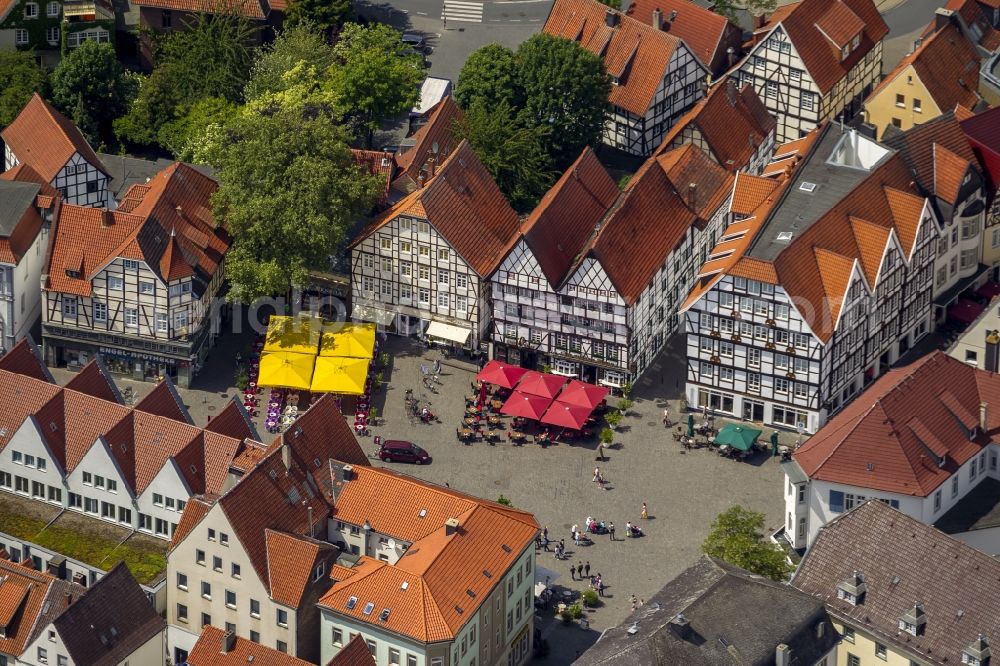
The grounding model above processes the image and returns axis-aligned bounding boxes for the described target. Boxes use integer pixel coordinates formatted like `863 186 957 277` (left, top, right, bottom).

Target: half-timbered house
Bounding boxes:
1 93 113 208
543 0 709 157
655 78 777 175
492 144 734 385
349 140 519 349
961 106 1000 279
734 0 888 143
682 124 945 433
41 163 229 387
0 166 58 352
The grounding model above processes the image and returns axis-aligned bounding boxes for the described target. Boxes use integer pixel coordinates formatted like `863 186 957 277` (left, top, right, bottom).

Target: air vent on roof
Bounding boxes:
454 605 464 614
49 422 57 432
418 509 427 518
121 444 127 453
776 232 793 242
346 596 358 610
287 487 300 504
363 602 375 615
400 581 409 590
269 470 278 480
99 635 109 646
466 589 476 598
189 465 197 475
0 429 7 438
501 544 512 553
379 608 391 622
110 626 118 637
314 458 322 468
799 181 817 193
627 623 639 635
482 570 492 578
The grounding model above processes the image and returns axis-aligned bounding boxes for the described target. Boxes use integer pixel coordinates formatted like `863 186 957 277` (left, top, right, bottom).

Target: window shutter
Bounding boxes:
829 490 844 513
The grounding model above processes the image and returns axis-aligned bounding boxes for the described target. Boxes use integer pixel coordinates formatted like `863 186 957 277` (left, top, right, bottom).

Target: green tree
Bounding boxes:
116 12 255 148
158 96 240 160
594 0 619 6
211 76 382 301
325 22 423 147
711 0 777 23
515 33 610 171
0 50 47 128
702 506 793 581
454 100 555 213
245 21 337 101
285 0 350 38
51 41 134 148
454 43 521 110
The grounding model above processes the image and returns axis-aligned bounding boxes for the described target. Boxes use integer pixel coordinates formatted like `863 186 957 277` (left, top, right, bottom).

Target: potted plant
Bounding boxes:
581 589 600 608
378 351 390 369
234 367 248 391
604 411 622 430
618 397 633 416
374 371 384 391
368 406 379 425
621 382 633 399
679 397 689 413
560 603 584 623
541 363 552 374
599 426 615 448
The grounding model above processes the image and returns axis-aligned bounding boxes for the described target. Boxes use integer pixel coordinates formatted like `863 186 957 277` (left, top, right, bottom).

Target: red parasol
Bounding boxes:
556 380 609 410
516 371 567 399
540 401 592 429
501 391 553 420
476 360 529 389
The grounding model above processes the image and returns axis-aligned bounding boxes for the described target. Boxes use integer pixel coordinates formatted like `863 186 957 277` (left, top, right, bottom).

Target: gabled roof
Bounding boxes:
204 396 260 442
189 625 338 666
394 97 462 193
868 23 980 119
319 469 538 643
515 147 619 287
793 501 1000 665
586 144 733 304
755 0 889 94
1 94 109 183
50 563 165 666
131 0 270 20
64 359 122 404
960 105 1000 194
265 529 336 607
882 112 979 206
935 0 1000 53
0 338 54 383
544 0 686 116
794 352 995 496
352 141 519 277
46 163 228 297
656 79 776 172
133 378 192 424
623 0 737 73
0 179 45 265
577 555 836 666
171 496 213 548
0 559 82 658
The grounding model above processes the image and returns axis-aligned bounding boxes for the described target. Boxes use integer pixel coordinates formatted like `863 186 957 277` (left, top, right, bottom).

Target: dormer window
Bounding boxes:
898 602 926 636
841 44 850 60
851 34 860 50
65 269 80 279
963 634 991 666
836 571 866 606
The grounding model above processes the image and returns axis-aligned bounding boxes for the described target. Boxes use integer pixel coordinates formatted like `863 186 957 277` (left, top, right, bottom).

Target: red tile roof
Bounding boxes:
319 468 538 643
794 352 996 496
204 397 260 442
623 0 739 73
352 141 520 276
47 163 228 297
265 529 336 607
544 0 687 116
656 79 776 172
171 496 213 548
868 22 980 119
0 163 60 200
1 94 108 183
63 360 122 403
960 105 1000 194
0 559 81 658
132 0 269 19
516 147 619 287
936 0 1000 52
352 149 395 206
757 0 888 94
882 113 979 206
327 635 377 666
793 501 1000 665
188 625 316 666
0 338 53 383
394 97 462 192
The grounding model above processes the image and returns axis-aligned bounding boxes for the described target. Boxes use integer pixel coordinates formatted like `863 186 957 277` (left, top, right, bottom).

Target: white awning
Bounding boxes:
352 304 395 325
425 321 472 345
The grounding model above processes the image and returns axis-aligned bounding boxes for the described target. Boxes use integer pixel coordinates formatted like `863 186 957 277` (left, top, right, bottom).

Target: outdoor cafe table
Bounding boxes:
466 406 481 415
509 431 527 444
490 400 504 412
487 415 503 427
463 417 479 427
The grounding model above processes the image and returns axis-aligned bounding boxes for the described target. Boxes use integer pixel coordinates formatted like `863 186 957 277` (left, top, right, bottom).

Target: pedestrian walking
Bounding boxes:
641 502 648 520
584 561 591 578
559 538 565 553
592 467 601 483
570 563 576 580
630 594 637 611
597 575 605 597
662 407 669 427
576 561 583 579
543 526 549 541
609 522 616 540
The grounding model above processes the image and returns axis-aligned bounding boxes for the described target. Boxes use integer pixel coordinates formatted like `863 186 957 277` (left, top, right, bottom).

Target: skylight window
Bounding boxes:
799 181 817 193
379 609 391 622
400 581 409 591
777 232 794 242
346 596 358 610
363 602 375 616
418 509 427 518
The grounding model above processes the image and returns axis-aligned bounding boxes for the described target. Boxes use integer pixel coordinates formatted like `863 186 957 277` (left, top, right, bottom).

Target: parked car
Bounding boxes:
377 440 431 464
401 33 427 52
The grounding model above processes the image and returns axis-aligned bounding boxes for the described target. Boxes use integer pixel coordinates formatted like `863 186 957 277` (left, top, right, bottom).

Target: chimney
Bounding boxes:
775 644 791 666
688 183 697 210
64 591 72 605
101 209 114 227
986 329 1000 372
445 517 460 536
980 402 988 432
935 7 954 31
222 630 237 653
668 613 691 639
753 12 767 29
652 7 662 29
667 9 676 23
605 8 619 27
307 505 314 537
281 443 291 472
726 46 736 68
340 463 355 482
427 156 436 179
417 172 426 188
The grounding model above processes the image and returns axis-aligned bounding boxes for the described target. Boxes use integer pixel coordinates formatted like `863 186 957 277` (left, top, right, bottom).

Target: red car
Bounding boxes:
378 440 431 465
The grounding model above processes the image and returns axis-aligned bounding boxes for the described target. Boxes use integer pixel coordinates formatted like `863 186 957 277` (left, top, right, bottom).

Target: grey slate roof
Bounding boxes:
0 181 40 237
576 555 836 666
793 500 1000 666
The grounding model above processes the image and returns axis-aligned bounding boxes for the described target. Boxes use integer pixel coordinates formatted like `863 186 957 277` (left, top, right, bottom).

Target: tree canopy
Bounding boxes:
285 0 350 38
244 21 337 101
326 22 423 147
115 12 256 148
701 506 793 581
210 70 382 301
0 51 47 128
51 41 135 149
711 0 777 23
454 43 521 110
